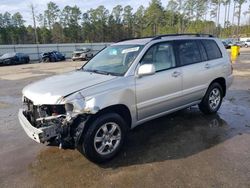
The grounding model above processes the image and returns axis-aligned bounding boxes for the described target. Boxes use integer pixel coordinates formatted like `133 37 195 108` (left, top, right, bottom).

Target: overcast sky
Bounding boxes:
0 0 249 26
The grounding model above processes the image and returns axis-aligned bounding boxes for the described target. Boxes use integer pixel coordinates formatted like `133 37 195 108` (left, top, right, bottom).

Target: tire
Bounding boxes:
50 57 56 62
78 113 127 163
43 57 50 63
25 58 30 64
199 82 223 114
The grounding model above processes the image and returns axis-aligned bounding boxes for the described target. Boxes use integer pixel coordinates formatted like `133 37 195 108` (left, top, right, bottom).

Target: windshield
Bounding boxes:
1 53 16 58
83 45 144 76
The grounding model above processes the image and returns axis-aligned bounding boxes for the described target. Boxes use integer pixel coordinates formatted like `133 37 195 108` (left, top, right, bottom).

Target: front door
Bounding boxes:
135 42 183 121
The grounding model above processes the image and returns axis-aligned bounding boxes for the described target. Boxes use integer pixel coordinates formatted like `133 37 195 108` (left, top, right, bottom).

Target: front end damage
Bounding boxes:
18 95 94 148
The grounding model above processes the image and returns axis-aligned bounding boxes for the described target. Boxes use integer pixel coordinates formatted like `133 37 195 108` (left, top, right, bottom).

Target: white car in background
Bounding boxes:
72 48 94 61
244 40 250 48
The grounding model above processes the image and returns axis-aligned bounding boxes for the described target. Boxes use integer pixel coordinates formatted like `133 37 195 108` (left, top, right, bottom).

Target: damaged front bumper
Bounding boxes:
18 109 59 143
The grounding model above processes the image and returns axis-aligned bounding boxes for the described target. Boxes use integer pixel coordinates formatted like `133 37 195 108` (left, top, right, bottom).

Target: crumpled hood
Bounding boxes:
22 70 116 105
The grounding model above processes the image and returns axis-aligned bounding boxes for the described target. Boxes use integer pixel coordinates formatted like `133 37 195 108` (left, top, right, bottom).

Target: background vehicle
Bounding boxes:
244 40 250 48
222 41 230 49
19 34 233 163
72 48 94 61
235 41 245 47
41 51 66 62
0 52 30 65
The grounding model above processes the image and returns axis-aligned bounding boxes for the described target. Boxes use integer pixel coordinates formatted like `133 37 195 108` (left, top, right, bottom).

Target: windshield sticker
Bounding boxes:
122 47 140 54
109 49 118 55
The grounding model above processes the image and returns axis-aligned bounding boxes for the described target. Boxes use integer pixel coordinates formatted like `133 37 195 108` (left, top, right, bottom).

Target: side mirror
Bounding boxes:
137 64 156 77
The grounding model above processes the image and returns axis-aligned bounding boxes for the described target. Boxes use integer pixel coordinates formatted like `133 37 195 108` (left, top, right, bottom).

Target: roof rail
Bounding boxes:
116 33 214 43
117 36 155 43
152 33 214 41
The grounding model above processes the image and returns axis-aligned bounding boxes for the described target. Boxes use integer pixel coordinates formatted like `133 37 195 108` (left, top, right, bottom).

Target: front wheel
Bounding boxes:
199 83 223 114
43 57 50 63
78 113 127 163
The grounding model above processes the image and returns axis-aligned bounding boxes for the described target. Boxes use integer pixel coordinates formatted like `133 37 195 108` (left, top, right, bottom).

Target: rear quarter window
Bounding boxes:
201 40 222 60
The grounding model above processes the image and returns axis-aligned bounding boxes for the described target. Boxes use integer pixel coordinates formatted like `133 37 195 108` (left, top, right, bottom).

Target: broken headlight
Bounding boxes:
64 92 99 115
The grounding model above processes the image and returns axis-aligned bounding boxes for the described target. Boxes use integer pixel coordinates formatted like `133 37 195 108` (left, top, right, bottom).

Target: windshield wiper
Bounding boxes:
106 72 123 76
92 70 110 75
83 68 109 75
83 68 122 76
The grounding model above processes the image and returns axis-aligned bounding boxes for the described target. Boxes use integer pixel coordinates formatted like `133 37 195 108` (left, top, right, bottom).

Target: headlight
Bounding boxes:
65 103 74 112
64 92 99 115
64 92 85 114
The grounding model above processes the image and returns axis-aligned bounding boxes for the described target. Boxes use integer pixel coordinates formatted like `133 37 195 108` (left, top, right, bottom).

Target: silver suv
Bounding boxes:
19 34 233 163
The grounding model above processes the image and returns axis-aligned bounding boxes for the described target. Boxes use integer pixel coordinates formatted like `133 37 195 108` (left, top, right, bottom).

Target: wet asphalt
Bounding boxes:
0 56 249 188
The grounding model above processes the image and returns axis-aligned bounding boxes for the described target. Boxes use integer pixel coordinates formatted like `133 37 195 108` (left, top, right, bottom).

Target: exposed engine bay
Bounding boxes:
22 96 87 148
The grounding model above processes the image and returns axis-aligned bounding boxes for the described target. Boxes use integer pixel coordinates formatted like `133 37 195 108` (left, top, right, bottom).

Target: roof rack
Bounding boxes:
116 33 214 43
152 33 214 40
117 36 155 43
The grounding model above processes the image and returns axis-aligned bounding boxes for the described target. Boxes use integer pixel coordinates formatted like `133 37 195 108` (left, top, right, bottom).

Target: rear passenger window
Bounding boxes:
201 40 222 60
176 40 202 65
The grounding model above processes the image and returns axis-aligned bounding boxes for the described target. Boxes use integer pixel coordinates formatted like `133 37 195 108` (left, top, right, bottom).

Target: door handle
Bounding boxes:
205 63 211 69
172 71 181 77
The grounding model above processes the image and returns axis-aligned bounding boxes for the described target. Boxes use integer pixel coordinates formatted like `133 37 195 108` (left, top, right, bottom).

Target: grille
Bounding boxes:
23 97 38 126
23 97 66 127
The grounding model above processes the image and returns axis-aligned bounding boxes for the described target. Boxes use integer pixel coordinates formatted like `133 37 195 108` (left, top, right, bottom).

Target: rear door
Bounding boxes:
199 39 225 87
174 39 208 104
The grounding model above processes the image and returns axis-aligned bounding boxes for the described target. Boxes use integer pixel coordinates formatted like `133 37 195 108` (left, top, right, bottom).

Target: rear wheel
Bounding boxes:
199 83 223 114
43 57 50 63
78 113 127 163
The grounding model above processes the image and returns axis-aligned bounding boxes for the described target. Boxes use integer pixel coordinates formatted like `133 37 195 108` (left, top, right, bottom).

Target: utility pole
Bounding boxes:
30 4 39 44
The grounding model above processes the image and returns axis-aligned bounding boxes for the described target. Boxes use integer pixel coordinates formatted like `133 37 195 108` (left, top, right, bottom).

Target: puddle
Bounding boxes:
0 73 47 80
29 98 250 187
0 96 20 105
0 102 12 109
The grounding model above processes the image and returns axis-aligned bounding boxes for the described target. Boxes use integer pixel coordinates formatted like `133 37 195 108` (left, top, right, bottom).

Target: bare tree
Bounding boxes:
236 0 247 37
30 4 38 44
223 0 230 28
226 0 231 26
217 0 222 27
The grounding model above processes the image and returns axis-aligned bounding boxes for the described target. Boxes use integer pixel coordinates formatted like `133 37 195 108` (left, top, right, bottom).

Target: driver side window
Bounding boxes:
141 42 176 72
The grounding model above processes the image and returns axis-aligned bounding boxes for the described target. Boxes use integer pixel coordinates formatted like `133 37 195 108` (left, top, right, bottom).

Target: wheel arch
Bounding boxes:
75 104 132 147
88 104 132 128
209 77 226 97
79 104 131 136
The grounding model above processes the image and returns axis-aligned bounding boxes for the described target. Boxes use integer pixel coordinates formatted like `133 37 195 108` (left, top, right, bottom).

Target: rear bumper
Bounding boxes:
18 109 58 143
226 74 234 89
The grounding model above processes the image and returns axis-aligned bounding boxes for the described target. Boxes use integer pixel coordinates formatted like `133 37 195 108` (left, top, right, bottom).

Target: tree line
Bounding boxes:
0 0 250 44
